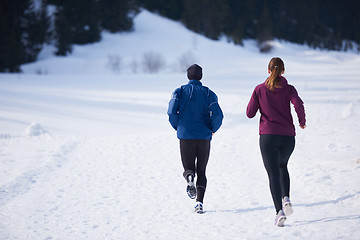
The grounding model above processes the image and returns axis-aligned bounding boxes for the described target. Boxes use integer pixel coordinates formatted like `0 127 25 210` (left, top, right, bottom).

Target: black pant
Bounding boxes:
259 134 295 213
180 139 210 203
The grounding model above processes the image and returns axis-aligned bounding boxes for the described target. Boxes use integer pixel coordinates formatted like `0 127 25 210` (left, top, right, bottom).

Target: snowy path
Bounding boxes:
1 75 359 239
1 76 360 239
1 118 359 239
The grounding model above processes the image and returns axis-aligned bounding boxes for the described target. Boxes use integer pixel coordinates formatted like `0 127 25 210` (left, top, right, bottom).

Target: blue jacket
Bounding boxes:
167 80 223 140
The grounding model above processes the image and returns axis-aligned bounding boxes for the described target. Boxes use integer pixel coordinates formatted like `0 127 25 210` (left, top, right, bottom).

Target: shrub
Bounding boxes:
142 51 165 73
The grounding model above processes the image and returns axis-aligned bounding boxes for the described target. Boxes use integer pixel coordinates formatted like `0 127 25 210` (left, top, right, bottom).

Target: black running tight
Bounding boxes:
180 139 210 203
259 134 295 213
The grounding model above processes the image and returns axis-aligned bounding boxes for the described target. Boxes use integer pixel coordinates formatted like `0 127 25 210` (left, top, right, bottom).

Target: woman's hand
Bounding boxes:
300 125 306 129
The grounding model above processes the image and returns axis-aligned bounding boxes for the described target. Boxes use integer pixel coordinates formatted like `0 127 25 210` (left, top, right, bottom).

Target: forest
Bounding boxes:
1 0 359 72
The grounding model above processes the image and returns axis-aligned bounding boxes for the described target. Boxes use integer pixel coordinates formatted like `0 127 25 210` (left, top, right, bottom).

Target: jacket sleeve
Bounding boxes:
246 88 260 118
290 86 306 126
209 91 223 133
167 88 181 130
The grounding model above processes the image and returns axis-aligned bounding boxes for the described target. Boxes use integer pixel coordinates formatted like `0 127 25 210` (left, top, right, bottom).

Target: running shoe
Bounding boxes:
186 175 196 199
275 210 287 227
194 202 204 214
282 196 293 216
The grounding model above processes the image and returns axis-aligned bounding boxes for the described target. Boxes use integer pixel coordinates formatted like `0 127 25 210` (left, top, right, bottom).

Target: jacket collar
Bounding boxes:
188 80 202 85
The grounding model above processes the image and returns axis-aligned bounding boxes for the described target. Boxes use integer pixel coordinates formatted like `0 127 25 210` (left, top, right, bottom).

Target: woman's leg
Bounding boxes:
278 136 295 198
260 135 283 213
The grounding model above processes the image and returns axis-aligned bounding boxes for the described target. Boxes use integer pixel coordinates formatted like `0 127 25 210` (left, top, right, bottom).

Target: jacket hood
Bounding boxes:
266 76 289 93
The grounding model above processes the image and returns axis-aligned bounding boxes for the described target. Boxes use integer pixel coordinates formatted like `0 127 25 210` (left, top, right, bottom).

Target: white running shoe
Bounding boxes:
194 202 204 214
275 210 287 227
186 175 196 199
282 196 293 216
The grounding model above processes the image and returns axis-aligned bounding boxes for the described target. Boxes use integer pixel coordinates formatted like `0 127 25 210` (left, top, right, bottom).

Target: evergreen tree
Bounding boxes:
0 0 29 72
2 0 359 72
223 1 245 45
182 0 231 40
99 0 140 33
70 0 101 45
54 5 73 55
140 0 183 20
0 0 48 72
256 0 272 43
139 0 360 52
22 0 50 62
52 0 101 55
51 0 139 55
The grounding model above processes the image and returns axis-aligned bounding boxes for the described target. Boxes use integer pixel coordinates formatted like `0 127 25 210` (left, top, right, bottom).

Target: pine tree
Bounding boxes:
139 0 183 20
52 0 139 56
54 5 73 56
52 0 101 55
70 0 101 44
256 1 272 45
99 0 140 33
182 0 231 40
0 0 49 72
0 0 27 72
22 0 50 62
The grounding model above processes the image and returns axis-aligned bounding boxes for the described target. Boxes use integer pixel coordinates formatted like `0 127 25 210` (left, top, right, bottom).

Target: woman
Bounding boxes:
167 64 223 213
246 57 306 227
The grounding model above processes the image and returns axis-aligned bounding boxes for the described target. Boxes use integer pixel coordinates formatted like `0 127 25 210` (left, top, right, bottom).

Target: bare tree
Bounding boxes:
107 54 122 73
142 52 165 73
178 51 197 72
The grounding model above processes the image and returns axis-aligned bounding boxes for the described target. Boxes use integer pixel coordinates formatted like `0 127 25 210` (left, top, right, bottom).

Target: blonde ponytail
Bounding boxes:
266 57 285 91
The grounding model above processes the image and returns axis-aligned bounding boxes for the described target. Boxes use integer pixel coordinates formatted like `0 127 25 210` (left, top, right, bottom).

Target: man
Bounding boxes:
167 64 223 213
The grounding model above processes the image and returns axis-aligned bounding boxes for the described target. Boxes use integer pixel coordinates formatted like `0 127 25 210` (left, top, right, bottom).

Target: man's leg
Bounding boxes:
195 139 210 203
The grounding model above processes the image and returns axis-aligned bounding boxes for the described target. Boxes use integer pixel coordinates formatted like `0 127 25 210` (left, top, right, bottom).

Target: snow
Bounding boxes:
1 10 360 239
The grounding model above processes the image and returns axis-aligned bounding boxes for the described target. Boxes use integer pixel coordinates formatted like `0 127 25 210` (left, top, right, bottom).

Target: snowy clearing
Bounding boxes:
1 10 360 240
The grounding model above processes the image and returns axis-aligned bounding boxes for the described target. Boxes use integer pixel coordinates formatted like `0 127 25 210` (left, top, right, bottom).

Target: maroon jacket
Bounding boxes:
247 76 306 136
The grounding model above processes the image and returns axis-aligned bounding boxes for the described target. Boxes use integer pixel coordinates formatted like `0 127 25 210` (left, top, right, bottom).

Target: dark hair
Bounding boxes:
187 64 202 80
266 57 285 91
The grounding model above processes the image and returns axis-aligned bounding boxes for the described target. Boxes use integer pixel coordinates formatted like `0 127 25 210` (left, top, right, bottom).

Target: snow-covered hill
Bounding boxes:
1 10 360 239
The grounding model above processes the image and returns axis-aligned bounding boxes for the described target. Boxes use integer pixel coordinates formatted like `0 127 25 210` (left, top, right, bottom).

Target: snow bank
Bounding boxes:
24 122 49 136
